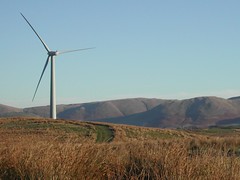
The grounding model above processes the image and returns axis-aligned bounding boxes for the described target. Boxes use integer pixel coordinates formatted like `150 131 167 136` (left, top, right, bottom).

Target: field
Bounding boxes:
1 118 240 179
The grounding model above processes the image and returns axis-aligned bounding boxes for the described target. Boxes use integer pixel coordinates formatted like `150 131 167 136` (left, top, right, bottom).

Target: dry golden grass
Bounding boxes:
1 117 240 179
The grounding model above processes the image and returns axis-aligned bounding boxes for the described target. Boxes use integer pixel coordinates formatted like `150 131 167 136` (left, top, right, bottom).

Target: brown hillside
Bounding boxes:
0 104 22 114
96 97 240 128
2 96 240 128
58 98 165 120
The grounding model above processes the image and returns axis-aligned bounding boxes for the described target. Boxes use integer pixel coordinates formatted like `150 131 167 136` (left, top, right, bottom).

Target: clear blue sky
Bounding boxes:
1 1 240 108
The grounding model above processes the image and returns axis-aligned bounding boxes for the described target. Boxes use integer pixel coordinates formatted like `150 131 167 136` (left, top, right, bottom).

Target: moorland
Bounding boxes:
1 117 240 179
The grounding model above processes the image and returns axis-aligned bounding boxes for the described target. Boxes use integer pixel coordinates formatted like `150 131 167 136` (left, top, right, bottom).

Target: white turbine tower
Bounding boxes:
21 13 94 119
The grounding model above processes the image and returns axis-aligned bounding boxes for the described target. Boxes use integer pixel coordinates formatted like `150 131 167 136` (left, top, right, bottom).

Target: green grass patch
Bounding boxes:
94 125 114 143
51 123 93 136
195 127 235 136
143 130 179 139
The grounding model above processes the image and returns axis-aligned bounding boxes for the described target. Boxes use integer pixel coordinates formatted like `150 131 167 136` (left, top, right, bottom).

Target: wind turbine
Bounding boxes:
20 13 94 119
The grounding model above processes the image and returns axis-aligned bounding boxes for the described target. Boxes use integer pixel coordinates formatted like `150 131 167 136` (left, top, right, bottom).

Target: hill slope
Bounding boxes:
58 98 165 120
98 97 240 128
0 104 22 114
0 104 26 117
2 96 240 128
0 117 114 143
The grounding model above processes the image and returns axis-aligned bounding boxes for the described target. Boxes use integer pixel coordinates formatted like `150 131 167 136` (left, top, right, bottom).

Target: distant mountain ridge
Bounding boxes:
1 96 240 128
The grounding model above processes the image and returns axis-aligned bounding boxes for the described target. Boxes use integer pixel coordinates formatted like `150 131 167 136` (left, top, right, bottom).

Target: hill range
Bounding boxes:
1 96 240 128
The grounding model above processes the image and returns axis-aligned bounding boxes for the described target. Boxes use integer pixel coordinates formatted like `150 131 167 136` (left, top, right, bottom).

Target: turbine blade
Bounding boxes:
58 47 95 55
20 13 50 52
32 56 50 101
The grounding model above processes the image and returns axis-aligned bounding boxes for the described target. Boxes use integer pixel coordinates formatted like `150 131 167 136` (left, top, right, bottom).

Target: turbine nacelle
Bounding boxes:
48 51 59 56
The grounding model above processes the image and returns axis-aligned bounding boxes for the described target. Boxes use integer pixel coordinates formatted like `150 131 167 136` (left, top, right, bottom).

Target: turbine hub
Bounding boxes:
48 51 59 56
